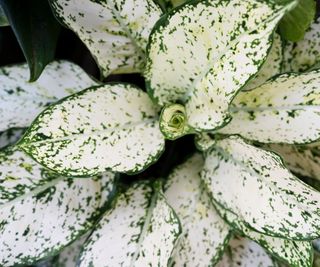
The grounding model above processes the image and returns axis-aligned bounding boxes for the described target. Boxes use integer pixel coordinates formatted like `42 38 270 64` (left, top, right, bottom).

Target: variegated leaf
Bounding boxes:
0 60 97 132
268 143 320 181
19 83 165 176
0 173 116 266
220 70 320 144
78 181 181 267
194 133 216 152
145 0 296 131
159 104 192 140
49 0 162 77
0 148 57 205
164 154 231 267
214 200 313 267
282 17 320 73
52 234 89 267
201 136 320 240
0 128 25 149
244 33 283 91
216 237 277 267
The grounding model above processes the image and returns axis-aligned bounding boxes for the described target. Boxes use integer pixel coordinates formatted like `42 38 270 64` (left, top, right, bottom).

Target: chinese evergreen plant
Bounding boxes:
0 0 320 266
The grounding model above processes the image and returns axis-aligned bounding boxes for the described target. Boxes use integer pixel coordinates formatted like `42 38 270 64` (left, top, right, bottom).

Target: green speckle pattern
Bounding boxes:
214 201 313 267
0 61 97 133
164 154 230 267
216 237 276 267
0 173 115 266
53 234 88 267
268 143 320 181
145 0 295 131
201 136 320 240
282 17 320 73
244 33 283 91
49 0 162 77
78 182 181 267
194 133 216 152
0 149 57 205
221 70 320 144
20 83 165 176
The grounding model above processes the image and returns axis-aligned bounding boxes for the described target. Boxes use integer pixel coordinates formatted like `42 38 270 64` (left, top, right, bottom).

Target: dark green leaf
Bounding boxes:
0 0 61 81
279 0 316 41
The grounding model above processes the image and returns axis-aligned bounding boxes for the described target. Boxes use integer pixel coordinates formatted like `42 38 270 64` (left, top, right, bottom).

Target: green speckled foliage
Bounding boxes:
2 0 320 265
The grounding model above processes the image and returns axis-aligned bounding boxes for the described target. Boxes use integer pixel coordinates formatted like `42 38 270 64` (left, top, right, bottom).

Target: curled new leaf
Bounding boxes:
145 0 296 131
159 104 192 140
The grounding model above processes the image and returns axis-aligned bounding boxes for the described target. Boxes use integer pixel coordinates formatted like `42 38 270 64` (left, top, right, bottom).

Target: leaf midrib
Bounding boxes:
106 0 146 65
212 143 316 222
229 105 320 113
181 1 297 101
129 189 158 267
0 176 64 209
20 118 158 147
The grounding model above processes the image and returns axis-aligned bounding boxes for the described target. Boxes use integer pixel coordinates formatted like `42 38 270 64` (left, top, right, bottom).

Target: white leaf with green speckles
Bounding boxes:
220 70 320 144
164 154 230 267
0 149 57 205
145 0 296 131
79 182 181 267
0 128 25 149
49 0 162 77
268 143 320 181
282 17 320 73
216 237 277 267
19 83 165 176
244 33 283 91
194 133 216 152
0 173 116 266
201 136 320 240
214 201 313 267
0 60 97 133
53 234 88 267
